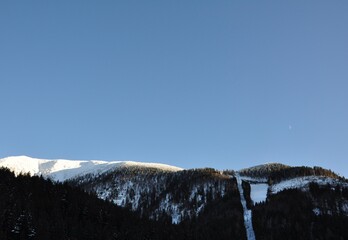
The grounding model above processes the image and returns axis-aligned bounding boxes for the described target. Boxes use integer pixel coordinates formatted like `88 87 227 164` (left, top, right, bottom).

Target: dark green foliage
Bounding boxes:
253 189 313 240
253 184 348 240
0 167 176 240
222 169 235 176
178 177 246 240
239 163 290 179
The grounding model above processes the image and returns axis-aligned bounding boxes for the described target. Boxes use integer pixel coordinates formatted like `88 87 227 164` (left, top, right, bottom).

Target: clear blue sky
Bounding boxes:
1 1 348 176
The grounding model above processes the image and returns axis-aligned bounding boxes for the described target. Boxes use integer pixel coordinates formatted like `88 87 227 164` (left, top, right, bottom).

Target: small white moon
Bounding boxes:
288 125 292 130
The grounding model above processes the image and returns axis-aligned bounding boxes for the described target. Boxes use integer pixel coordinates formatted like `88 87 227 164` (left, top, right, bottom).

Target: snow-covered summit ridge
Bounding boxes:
0 156 183 182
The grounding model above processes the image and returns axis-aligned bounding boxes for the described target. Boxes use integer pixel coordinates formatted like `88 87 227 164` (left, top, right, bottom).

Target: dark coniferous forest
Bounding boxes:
0 168 246 240
1 164 348 239
252 184 348 240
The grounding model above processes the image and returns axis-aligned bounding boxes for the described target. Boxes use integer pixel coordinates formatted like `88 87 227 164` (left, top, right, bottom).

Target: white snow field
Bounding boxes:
250 183 268 204
0 156 183 181
235 173 256 240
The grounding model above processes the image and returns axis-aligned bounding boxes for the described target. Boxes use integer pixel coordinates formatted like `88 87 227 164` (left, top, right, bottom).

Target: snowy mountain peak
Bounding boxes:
0 156 183 182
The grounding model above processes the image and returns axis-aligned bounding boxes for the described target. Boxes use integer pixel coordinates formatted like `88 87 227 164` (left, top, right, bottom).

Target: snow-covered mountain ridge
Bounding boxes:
0 156 183 181
2 156 348 238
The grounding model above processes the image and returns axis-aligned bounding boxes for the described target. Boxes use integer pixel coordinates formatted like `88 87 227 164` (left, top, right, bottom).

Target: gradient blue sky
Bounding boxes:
1 1 348 176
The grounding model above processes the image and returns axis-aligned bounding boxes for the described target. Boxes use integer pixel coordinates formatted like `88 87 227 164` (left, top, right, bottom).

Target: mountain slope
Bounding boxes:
70 167 237 224
0 156 182 181
0 167 178 240
0 167 247 240
252 185 348 240
0 156 245 228
239 165 348 239
2 156 348 239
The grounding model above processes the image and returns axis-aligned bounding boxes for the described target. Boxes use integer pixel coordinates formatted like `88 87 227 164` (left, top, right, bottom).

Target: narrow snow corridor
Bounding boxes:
235 173 256 240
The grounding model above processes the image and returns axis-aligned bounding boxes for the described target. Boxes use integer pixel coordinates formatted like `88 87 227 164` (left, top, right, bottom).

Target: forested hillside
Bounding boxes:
239 163 290 179
69 167 239 224
2 161 348 240
0 167 246 240
253 183 348 239
268 166 344 184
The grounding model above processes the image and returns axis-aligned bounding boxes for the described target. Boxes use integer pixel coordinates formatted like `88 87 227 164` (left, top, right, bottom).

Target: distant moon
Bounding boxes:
288 125 292 130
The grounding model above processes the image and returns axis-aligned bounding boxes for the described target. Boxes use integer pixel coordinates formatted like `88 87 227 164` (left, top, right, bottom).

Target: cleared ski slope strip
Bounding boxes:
235 173 256 240
0 156 183 181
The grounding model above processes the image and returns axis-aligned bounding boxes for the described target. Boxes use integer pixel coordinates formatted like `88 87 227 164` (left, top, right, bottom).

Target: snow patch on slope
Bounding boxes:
250 183 268 204
239 176 268 205
270 176 348 194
